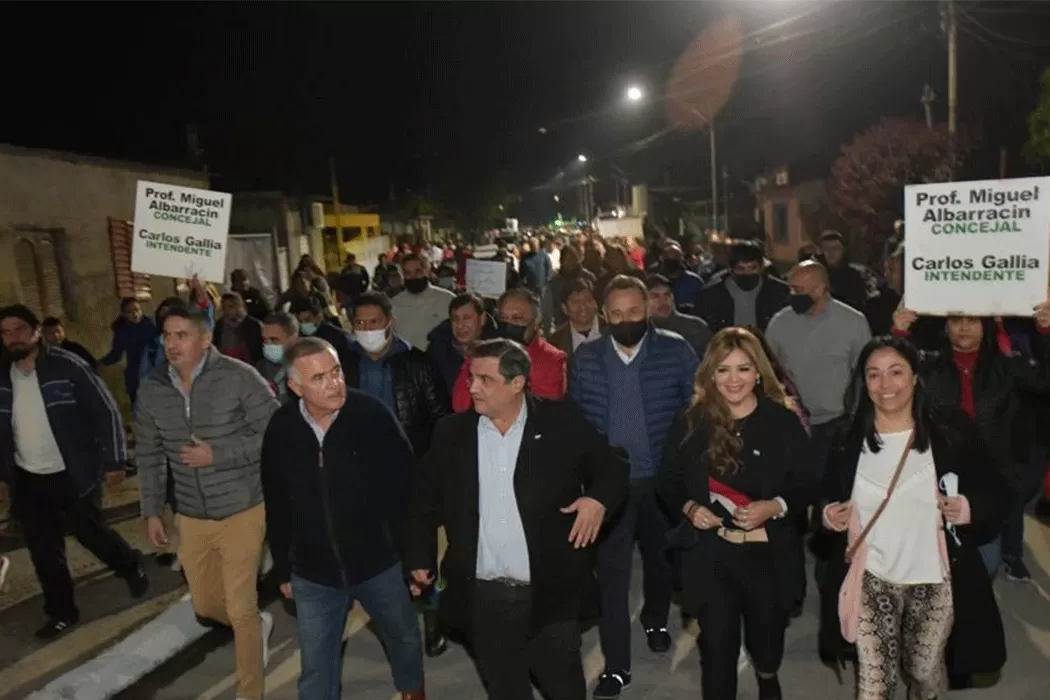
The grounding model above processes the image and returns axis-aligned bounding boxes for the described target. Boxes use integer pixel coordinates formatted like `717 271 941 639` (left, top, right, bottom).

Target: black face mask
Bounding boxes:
661 259 683 275
733 274 760 292
404 278 428 295
788 294 815 315
498 322 530 345
609 319 648 348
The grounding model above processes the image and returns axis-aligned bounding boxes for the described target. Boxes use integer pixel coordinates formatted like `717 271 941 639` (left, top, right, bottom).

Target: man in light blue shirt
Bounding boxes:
476 399 531 581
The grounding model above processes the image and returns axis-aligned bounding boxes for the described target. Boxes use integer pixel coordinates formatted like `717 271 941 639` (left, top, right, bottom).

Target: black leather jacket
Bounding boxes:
920 319 1050 478
345 344 451 456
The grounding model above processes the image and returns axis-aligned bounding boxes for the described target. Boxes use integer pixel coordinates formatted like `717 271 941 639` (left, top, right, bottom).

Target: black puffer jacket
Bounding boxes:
345 340 450 456
695 273 791 334
919 318 1050 482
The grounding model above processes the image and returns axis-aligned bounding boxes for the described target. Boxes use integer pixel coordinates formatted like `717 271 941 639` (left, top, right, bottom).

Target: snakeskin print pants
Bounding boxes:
855 570 953 700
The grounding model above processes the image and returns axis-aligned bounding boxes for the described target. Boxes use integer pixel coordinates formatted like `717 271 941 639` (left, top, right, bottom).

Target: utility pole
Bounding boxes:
946 0 957 135
328 156 343 243
722 167 730 236
921 84 937 129
709 122 718 232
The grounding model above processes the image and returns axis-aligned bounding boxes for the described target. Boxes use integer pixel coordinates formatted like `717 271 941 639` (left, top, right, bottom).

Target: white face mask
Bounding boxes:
356 327 390 354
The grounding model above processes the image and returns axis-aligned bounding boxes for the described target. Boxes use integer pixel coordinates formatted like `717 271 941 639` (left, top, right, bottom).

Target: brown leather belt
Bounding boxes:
716 526 769 544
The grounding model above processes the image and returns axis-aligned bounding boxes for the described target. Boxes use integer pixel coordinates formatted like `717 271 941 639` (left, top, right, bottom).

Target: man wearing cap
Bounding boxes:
695 239 790 334
645 274 710 358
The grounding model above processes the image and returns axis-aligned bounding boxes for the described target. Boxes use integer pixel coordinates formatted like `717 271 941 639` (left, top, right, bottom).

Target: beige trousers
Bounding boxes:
178 504 267 700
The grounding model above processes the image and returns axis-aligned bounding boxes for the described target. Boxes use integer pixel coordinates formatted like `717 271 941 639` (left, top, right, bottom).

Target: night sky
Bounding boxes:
3 1 1049 223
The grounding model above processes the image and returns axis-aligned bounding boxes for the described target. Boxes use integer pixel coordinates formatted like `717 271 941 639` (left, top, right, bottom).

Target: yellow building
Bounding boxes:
321 211 384 271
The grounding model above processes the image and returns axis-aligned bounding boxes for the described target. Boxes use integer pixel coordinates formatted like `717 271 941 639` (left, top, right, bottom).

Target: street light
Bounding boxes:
577 154 588 163
625 85 643 102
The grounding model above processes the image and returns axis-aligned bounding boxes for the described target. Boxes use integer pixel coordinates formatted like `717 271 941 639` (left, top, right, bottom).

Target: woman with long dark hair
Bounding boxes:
893 305 1050 578
659 327 816 700
818 335 1009 700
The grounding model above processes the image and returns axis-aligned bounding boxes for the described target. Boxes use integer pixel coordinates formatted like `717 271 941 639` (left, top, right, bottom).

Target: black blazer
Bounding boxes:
657 398 817 615
817 408 1010 676
405 396 629 634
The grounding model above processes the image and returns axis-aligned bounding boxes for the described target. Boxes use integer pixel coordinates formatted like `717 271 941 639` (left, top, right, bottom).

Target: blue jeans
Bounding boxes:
293 564 423 700
978 536 1002 578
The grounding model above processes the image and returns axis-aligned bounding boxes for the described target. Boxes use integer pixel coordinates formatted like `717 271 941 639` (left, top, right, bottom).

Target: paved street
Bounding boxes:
3 514 1050 699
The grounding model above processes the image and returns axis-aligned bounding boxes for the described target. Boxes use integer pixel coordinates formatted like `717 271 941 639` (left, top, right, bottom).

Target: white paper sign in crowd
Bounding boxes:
466 258 508 299
131 181 233 284
903 176 1050 316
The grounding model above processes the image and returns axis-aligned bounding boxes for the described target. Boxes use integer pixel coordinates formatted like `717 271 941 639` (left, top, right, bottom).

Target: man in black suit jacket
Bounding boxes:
405 338 629 700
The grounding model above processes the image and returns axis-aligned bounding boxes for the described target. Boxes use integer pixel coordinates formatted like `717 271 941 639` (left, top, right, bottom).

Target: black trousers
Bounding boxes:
596 478 674 672
472 580 585 700
696 537 787 700
12 468 140 620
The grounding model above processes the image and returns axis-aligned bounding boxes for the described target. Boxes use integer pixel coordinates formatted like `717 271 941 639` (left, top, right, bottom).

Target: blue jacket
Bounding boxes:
0 344 127 496
100 317 158 396
570 325 698 472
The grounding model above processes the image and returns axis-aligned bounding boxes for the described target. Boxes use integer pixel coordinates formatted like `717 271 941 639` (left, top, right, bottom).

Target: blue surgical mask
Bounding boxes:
263 344 285 365
300 322 318 336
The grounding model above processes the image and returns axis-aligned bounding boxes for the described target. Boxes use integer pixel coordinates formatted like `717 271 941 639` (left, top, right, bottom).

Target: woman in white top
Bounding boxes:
817 336 1008 700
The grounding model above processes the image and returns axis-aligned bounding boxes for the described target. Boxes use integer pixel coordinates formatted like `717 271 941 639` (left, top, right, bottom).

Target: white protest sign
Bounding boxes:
466 258 507 299
597 216 644 240
131 181 232 284
903 176 1050 316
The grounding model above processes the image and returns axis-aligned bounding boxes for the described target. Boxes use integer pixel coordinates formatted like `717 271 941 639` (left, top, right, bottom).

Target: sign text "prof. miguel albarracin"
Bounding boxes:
915 183 1041 235
143 186 226 227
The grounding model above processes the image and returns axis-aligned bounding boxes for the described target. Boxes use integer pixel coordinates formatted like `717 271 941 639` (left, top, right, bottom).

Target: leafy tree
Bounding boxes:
827 117 975 262
1024 68 1050 168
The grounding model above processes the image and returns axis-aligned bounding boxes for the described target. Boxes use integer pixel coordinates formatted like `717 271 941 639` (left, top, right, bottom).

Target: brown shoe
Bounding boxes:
401 691 425 700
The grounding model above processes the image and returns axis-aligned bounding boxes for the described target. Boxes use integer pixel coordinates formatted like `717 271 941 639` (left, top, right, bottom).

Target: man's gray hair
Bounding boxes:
469 338 531 386
497 287 542 324
285 336 337 381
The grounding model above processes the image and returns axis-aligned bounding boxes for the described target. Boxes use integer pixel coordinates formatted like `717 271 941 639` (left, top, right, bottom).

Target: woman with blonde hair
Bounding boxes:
659 327 816 700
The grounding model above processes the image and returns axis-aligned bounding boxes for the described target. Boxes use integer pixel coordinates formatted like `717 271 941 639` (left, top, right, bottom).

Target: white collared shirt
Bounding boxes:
612 333 647 365
476 401 531 582
299 399 339 446
570 318 601 351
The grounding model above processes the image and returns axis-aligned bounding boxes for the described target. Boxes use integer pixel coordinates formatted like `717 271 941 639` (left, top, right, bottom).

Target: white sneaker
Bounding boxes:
260 611 274 667
0 556 10 590
259 547 274 578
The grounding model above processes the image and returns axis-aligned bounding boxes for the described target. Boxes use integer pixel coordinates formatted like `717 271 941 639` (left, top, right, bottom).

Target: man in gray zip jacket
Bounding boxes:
135 306 279 700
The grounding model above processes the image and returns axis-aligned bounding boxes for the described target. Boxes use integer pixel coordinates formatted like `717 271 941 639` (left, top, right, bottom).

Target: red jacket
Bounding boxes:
451 336 568 412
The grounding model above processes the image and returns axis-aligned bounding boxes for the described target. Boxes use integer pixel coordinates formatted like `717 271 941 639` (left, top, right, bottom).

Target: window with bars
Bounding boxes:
107 217 152 301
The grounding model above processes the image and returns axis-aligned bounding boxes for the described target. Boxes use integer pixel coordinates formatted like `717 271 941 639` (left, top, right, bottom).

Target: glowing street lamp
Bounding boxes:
625 85 643 102
577 154 588 163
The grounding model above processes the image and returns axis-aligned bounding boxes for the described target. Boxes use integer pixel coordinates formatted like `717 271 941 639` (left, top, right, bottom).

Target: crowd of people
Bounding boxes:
1 225 1048 700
